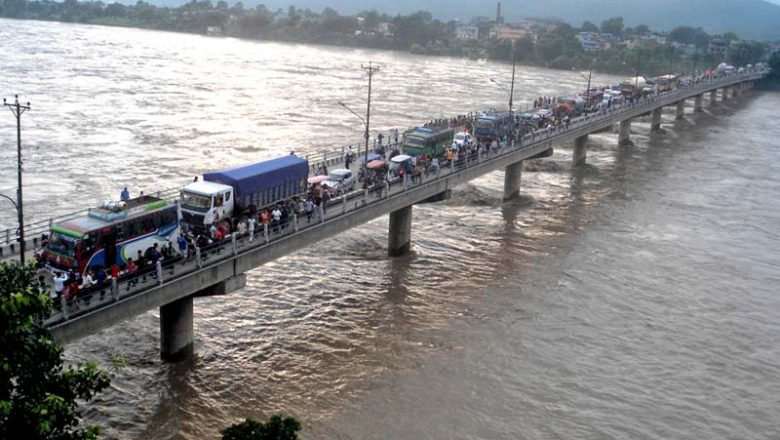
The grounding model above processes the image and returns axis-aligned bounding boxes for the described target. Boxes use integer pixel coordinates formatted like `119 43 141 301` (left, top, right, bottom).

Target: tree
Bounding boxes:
580 20 598 33
600 16 624 37
634 24 649 35
722 31 739 46
0 263 110 440
729 41 765 67
766 51 780 86
221 415 301 440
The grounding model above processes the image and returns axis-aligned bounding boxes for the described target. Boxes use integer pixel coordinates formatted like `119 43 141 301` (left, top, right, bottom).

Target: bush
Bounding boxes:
221 415 302 440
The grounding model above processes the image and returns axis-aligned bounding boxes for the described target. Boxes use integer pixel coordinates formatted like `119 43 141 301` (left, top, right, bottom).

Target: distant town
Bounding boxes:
1 0 779 79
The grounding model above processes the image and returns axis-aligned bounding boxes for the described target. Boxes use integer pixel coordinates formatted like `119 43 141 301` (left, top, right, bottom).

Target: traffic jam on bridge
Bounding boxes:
24 63 768 325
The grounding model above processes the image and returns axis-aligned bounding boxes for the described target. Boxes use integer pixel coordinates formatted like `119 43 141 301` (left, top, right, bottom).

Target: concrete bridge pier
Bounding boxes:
388 205 412 257
675 100 685 119
160 295 194 362
722 87 730 101
159 274 247 362
618 119 632 145
650 108 662 131
503 161 524 199
572 135 588 165
694 94 703 112
710 89 718 106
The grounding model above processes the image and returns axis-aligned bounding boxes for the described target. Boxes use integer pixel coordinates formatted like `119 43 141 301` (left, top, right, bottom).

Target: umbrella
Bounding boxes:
367 160 386 169
307 175 329 184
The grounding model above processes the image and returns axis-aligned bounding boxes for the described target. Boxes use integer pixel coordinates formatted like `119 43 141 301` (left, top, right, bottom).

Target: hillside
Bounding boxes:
236 0 780 41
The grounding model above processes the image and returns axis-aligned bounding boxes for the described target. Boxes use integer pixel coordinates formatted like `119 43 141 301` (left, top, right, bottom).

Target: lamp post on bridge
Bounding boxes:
339 62 379 168
3 95 31 264
489 47 517 120
338 100 368 170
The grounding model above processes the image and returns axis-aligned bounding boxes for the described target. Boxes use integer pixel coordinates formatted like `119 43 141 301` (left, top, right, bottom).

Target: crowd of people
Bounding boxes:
47 67 761 312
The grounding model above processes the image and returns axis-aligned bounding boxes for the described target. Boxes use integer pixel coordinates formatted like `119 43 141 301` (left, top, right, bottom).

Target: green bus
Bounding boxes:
402 127 455 157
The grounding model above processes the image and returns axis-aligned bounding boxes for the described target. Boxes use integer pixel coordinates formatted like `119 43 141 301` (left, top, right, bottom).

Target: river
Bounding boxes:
1 18 779 440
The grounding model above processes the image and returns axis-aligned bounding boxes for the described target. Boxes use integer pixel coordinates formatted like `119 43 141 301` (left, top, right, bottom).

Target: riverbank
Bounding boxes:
0 1 760 79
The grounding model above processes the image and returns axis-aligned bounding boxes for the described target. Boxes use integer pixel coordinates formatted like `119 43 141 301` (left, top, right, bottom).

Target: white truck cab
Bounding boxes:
180 181 234 227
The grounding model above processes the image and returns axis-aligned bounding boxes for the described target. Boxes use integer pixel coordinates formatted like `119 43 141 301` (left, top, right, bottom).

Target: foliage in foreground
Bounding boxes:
0 263 110 440
221 415 302 440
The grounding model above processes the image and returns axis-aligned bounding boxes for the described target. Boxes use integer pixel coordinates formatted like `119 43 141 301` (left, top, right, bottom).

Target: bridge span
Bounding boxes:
45 70 766 360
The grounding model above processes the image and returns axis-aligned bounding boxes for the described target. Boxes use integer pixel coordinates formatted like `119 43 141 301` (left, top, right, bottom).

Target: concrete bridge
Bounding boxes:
42 69 766 361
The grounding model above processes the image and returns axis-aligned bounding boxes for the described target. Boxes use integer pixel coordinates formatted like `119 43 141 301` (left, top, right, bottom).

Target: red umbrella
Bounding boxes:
307 175 329 184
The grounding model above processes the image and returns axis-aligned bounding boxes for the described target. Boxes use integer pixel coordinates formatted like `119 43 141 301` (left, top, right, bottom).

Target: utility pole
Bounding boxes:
3 95 31 264
668 45 674 79
634 49 642 99
361 62 379 165
585 55 593 114
509 43 516 121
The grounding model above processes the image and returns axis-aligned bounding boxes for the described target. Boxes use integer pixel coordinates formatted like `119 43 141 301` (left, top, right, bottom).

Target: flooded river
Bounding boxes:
1 18 779 440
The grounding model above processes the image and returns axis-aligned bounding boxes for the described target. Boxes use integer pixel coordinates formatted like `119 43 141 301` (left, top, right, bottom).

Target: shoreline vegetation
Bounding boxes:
1 0 778 80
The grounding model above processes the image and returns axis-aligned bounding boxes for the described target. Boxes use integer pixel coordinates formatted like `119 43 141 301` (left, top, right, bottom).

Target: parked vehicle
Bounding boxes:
653 74 678 92
620 76 647 98
452 131 473 148
180 155 309 229
473 112 512 141
40 195 180 275
322 168 356 195
402 126 454 157
389 154 412 177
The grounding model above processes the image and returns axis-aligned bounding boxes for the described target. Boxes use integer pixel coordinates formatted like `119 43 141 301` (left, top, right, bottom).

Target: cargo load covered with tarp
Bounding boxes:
204 155 309 209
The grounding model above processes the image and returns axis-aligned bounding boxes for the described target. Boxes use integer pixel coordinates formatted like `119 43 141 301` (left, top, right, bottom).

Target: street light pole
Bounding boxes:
509 48 516 121
3 95 30 264
634 49 642 99
585 54 593 114
361 62 379 165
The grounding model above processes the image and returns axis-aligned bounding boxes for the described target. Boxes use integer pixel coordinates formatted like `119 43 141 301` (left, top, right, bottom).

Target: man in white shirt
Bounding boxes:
53 271 68 298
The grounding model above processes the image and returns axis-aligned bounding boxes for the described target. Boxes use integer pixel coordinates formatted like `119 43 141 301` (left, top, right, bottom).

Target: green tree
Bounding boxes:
722 31 739 46
580 20 598 33
729 41 765 67
221 415 301 440
766 51 780 85
0 263 110 440
600 16 624 37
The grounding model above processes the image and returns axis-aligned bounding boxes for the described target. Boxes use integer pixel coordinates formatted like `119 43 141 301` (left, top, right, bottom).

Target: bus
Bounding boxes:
652 74 678 92
40 195 181 275
474 112 513 141
402 126 455 157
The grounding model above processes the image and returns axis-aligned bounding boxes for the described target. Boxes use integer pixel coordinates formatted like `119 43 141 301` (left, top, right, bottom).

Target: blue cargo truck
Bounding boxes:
179 155 309 227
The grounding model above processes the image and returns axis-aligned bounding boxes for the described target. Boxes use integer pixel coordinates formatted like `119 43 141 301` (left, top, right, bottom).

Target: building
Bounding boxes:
496 25 529 41
709 38 727 60
456 23 479 41
577 32 613 51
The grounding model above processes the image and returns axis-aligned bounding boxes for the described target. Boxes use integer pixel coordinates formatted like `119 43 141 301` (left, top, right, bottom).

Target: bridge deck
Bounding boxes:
46 71 766 344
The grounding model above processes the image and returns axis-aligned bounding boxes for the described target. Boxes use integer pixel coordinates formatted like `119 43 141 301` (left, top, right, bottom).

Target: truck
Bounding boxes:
179 155 309 228
620 76 647 99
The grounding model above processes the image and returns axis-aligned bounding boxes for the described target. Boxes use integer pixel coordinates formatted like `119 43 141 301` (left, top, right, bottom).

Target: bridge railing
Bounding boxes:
44 69 768 325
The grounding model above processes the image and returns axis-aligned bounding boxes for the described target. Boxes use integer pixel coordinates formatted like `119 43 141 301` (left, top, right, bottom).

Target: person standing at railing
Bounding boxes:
345 146 354 169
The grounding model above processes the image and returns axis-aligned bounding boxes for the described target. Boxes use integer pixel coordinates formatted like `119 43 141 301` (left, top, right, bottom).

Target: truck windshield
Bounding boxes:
48 232 79 256
180 191 211 210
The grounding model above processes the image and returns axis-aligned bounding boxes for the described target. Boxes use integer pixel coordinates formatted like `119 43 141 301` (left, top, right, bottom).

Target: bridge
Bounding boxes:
30 69 766 361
